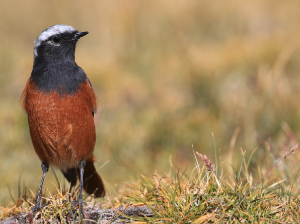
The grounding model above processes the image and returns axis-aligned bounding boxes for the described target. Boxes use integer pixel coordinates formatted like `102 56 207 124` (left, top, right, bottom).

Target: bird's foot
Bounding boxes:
66 199 86 218
26 203 47 220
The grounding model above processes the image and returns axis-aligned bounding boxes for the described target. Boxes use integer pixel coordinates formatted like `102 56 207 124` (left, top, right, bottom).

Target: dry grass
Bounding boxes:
1 143 299 223
112 144 300 223
1 0 300 213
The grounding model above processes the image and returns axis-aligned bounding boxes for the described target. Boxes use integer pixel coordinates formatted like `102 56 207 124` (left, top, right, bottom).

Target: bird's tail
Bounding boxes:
79 161 105 197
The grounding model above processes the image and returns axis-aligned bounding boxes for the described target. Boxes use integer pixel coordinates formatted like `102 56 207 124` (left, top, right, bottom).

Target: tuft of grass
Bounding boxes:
1 143 300 223
110 144 300 223
0 181 100 223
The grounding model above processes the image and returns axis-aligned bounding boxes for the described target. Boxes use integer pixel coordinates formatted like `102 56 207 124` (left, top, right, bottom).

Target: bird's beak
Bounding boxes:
73 31 89 40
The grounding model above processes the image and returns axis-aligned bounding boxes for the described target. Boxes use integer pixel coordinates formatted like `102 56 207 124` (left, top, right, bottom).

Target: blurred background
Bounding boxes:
1 0 300 204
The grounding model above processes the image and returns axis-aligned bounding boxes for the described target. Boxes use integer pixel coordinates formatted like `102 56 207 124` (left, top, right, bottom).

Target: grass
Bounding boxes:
1 171 102 223
120 145 300 223
1 142 300 222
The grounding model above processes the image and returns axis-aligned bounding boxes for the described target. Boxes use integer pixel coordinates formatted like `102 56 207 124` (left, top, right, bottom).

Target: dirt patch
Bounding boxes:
1 205 153 223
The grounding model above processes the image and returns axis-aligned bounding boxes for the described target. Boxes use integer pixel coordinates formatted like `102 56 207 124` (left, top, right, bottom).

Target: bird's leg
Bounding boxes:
78 159 86 217
30 162 49 216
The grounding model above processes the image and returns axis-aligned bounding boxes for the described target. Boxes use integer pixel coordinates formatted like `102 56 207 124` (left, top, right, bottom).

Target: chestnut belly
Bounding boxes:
23 81 97 171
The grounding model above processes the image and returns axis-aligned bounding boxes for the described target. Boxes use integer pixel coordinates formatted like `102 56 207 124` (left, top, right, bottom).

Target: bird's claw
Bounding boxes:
26 203 47 220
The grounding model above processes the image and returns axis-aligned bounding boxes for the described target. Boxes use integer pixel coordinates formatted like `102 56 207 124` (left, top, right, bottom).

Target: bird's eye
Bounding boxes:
52 37 60 44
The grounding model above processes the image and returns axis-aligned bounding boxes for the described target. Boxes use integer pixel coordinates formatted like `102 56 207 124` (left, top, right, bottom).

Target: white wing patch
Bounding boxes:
34 24 77 57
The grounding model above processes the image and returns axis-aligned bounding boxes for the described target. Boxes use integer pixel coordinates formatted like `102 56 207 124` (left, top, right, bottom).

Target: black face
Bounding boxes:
34 31 78 64
30 29 90 95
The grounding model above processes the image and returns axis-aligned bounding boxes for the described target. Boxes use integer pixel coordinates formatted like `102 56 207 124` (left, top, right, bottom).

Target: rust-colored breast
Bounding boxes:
20 79 98 171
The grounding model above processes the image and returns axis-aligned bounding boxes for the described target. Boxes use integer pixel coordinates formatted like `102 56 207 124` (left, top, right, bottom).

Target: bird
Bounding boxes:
20 24 105 216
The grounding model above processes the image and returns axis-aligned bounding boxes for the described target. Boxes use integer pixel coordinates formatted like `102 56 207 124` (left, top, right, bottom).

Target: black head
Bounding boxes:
33 24 88 64
30 25 90 94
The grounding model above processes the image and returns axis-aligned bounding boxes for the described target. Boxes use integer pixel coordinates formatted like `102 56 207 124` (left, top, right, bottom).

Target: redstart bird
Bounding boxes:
20 24 105 216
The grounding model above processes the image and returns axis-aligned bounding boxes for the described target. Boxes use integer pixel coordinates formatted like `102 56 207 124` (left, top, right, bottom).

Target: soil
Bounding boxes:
1 205 153 224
